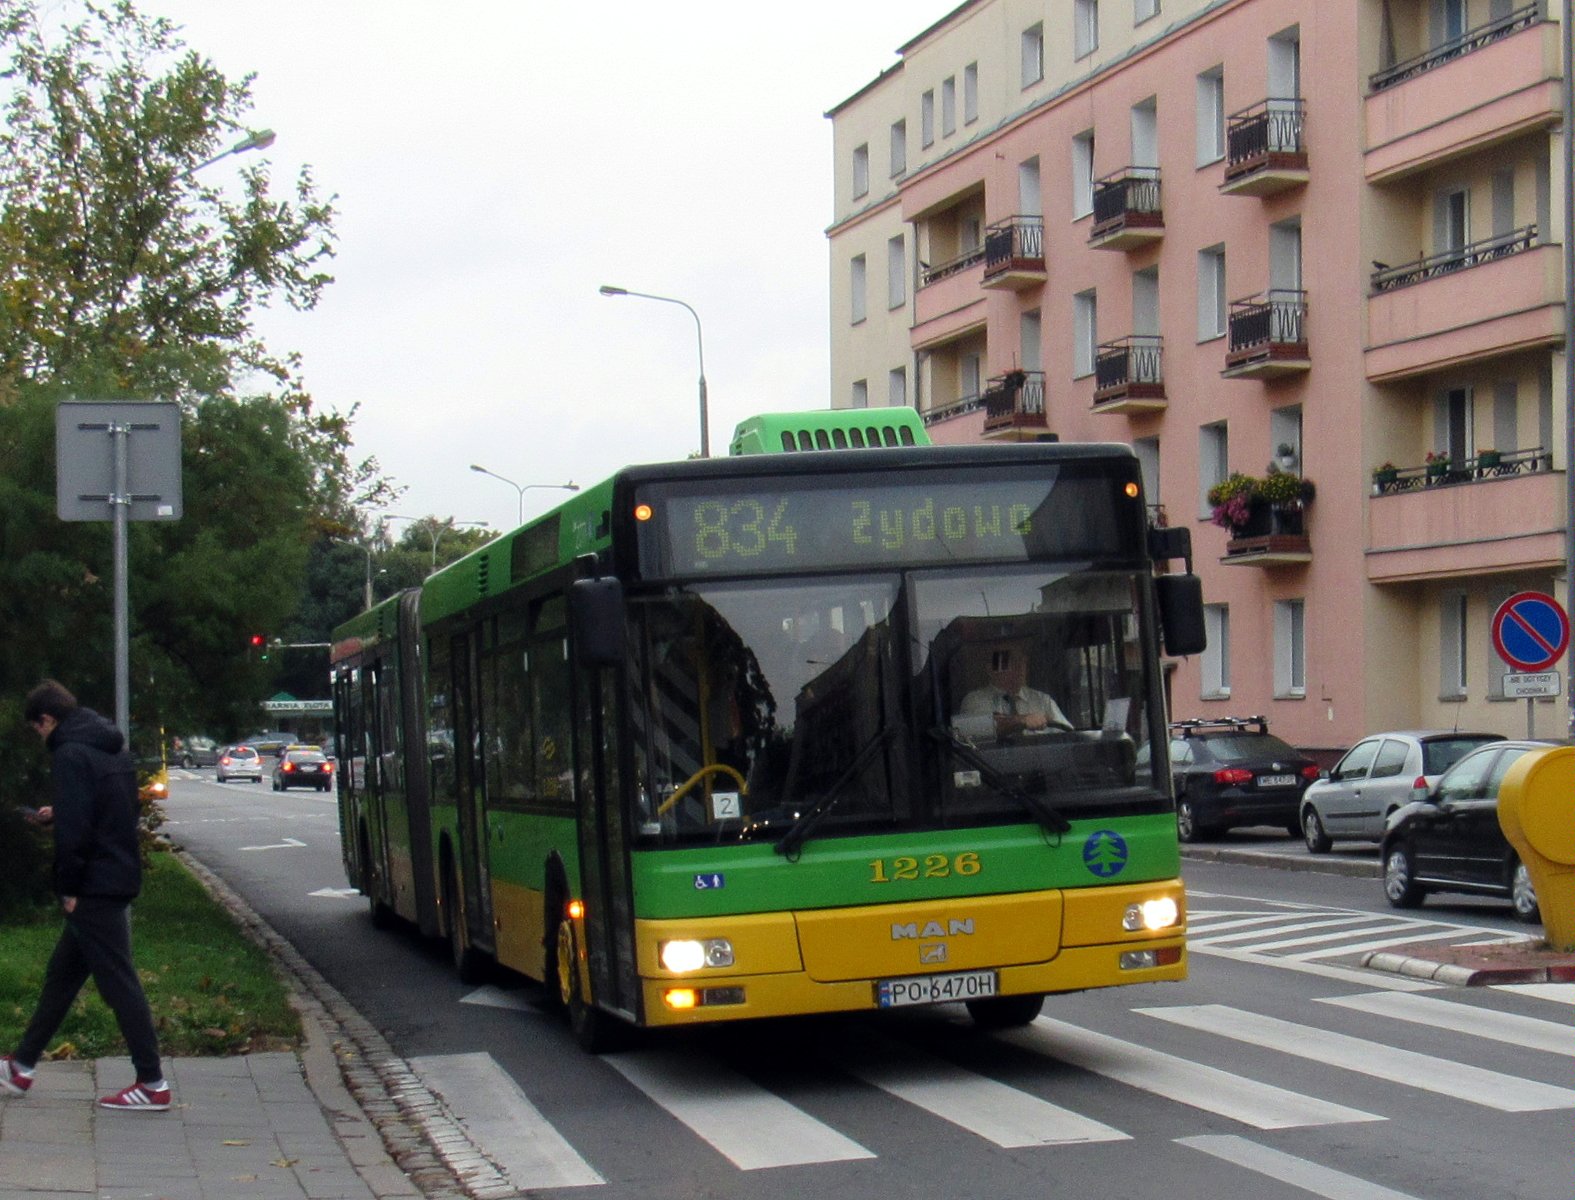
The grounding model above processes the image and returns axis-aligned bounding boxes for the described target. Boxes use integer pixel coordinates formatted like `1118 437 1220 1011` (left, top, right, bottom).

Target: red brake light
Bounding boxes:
1412 775 1428 791
1213 767 1254 785
220 756 231 766
283 762 295 772
323 762 333 773
1301 764 1321 780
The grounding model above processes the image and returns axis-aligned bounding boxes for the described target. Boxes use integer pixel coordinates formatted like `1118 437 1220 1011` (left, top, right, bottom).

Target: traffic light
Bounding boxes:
250 634 269 661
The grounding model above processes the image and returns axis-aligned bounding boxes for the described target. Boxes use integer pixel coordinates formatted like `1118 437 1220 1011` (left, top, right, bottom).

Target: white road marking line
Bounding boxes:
1138 1004 1575 1111
608 1049 874 1169
1321 991 1575 1057
409 1051 604 1189
1493 982 1575 1005
1191 915 1383 945
1289 924 1494 961
1186 914 1303 934
1187 942 1442 991
848 1045 1128 1146
459 986 542 1014
998 1018 1380 1129
239 837 306 851
308 887 360 899
1177 1134 1429 1199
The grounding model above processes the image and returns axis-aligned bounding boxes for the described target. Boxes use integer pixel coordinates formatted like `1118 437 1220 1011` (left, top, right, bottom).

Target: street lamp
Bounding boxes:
469 465 578 526
598 284 709 458
386 515 490 573
185 128 276 178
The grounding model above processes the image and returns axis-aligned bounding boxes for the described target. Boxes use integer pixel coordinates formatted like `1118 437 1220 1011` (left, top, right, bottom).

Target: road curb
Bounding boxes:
1180 845 1381 878
174 848 485 1200
1361 949 1575 986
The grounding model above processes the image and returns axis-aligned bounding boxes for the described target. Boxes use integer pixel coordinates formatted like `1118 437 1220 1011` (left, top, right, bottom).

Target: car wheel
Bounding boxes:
1176 797 1213 843
1383 843 1425 908
181 754 196 769
966 993 1045 1030
1302 807 1332 854
1510 859 1541 924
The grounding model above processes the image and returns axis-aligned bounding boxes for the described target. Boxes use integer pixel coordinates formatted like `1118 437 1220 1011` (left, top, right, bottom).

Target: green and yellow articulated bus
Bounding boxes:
331 411 1206 1049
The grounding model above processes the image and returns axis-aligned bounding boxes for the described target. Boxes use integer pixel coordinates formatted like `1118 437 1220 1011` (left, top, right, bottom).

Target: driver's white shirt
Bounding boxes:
954 685 1070 739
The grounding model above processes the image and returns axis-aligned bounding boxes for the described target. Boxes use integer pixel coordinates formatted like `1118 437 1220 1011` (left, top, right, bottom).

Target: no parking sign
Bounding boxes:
1491 592 1570 673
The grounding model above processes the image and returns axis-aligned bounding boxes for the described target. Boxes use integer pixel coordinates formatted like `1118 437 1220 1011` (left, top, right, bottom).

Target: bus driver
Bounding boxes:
954 644 1072 741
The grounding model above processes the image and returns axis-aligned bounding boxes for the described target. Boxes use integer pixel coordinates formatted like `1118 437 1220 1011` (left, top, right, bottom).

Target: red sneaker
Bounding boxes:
0 1056 33 1096
98 1081 170 1112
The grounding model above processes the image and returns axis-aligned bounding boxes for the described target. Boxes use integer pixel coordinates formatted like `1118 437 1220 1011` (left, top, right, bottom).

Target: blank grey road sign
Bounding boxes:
55 401 182 522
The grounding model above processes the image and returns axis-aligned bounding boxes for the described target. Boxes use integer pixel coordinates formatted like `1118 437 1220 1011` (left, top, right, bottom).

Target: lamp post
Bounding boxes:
598 285 709 457
185 128 276 178
386 515 490 573
468 465 578 526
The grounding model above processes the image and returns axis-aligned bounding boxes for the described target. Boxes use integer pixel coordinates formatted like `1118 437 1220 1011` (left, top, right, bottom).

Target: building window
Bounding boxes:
1202 605 1230 697
1021 23 1044 87
1196 67 1224 165
889 120 907 177
1073 290 1098 378
851 143 869 200
1199 422 1228 519
941 76 956 137
1072 130 1096 218
1197 245 1226 341
961 354 982 400
1135 0 1160 22
1275 599 1306 697
1441 592 1467 698
963 63 979 124
888 366 907 408
1133 436 1160 507
851 379 868 409
887 235 906 309
1074 0 1100 59
921 90 935 148
850 254 866 325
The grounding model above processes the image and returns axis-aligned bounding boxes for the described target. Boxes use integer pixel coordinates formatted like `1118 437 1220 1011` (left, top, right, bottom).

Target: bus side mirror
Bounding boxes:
570 577 627 667
1156 574 1207 657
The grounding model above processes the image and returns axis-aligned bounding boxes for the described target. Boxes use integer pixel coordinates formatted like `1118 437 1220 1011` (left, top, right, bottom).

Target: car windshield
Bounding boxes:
230 746 257 759
1421 736 1502 775
1201 733 1299 762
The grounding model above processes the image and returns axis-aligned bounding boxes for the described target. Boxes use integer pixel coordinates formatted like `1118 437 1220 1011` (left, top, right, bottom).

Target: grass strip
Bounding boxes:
0 850 300 1060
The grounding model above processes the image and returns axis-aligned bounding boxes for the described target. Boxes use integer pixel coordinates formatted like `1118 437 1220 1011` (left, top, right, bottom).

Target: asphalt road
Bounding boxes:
163 773 1572 1200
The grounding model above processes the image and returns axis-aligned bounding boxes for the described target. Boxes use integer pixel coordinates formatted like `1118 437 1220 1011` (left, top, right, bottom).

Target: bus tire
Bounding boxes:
442 861 488 984
554 919 624 1053
965 993 1044 1030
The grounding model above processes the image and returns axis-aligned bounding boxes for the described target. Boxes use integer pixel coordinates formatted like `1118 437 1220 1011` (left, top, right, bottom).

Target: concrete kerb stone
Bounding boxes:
1179 845 1381 878
173 850 496 1200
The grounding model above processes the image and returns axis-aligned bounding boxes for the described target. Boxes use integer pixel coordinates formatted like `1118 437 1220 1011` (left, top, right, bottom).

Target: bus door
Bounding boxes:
573 656 639 1021
398 591 440 937
451 631 495 953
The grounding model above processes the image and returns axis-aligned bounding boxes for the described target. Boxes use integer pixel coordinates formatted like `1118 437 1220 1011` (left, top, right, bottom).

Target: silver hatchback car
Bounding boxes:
215 744 264 784
1299 730 1503 851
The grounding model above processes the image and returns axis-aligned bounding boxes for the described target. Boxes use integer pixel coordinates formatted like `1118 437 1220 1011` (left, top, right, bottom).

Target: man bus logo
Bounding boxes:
892 918 976 939
1083 830 1129 878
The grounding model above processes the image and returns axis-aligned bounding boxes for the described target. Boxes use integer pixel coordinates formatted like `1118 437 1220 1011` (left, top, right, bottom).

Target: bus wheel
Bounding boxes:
966 993 1044 1030
554 920 622 1053
443 866 487 984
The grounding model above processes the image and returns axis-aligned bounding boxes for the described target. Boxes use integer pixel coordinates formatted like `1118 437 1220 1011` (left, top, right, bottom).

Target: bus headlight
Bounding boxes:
659 938 734 973
1123 897 1179 932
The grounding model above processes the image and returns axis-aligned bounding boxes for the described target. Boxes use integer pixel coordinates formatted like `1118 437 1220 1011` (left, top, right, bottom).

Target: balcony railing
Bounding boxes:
981 370 1048 438
982 216 1046 289
920 392 984 426
920 247 986 287
1369 2 1543 92
1089 168 1163 247
1221 99 1308 196
1371 225 1538 293
1224 289 1309 377
1371 446 1552 495
1093 335 1166 410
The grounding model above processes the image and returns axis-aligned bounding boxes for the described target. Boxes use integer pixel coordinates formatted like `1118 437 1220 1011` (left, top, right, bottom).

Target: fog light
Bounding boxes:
1120 949 1159 970
664 988 698 1009
1123 896 1180 932
660 938 734 973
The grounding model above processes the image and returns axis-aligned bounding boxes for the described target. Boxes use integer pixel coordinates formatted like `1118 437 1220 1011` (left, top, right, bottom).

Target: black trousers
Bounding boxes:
15 897 162 1083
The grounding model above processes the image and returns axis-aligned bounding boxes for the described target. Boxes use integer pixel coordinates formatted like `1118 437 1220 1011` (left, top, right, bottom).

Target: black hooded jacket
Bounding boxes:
46 707 142 899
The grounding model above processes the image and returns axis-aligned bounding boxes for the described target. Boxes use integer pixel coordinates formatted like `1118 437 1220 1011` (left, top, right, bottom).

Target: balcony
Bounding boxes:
914 248 988 351
1219 100 1308 197
1365 7 1560 182
1367 448 1562 582
1222 290 1309 379
1087 168 1163 250
980 370 1049 440
981 217 1046 291
1222 505 1312 567
1092 336 1166 413
1365 233 1561 382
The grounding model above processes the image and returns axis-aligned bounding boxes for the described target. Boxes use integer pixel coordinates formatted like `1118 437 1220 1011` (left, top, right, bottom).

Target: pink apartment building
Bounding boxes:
826 0 1569 755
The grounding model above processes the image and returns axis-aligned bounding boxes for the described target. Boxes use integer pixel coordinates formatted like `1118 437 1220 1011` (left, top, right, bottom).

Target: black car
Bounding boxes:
271 748 334 792
1153 717 1322 842
1380 739 1551 923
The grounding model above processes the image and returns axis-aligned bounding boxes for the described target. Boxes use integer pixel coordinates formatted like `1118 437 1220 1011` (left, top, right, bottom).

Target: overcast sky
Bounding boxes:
143 2 949 536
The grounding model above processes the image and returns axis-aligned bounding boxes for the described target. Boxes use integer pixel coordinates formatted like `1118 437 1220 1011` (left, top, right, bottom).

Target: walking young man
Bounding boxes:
0 680 170 1111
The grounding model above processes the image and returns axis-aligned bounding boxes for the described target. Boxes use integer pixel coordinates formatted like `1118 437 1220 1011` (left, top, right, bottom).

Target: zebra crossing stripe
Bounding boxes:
1177 1134 1428 1200
848 1043 1128 1147
607 1049 875 1169
998 1018 1380 1129
1190 915 1385 946
1138 1004 1575 1112
1320 991 1575 1057
1494 982 1575 1005
1187 913 1311 935
408 1052 604 1190
1288 924 1494 961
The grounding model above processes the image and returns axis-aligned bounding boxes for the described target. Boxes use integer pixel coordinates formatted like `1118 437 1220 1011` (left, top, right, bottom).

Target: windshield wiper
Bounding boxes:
773 726 895 859
927 727 1072 835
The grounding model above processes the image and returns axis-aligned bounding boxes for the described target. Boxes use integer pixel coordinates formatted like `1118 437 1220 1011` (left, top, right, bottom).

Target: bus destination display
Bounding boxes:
640 470 1135 576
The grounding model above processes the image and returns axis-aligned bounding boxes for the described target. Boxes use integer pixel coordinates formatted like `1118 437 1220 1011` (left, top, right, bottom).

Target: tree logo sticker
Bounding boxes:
1083 830 1129 878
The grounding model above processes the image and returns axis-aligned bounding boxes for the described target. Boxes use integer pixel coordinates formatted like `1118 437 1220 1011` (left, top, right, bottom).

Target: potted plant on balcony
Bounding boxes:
1207 473 1257 533
1476 448 1501 472
1372 461 1399 490
1208 472 1315 540
1425 450 1451 481
1274 443 1299 472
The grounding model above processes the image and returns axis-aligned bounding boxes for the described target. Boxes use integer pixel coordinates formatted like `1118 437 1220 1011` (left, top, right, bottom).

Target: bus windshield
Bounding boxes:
625 564 1165 847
